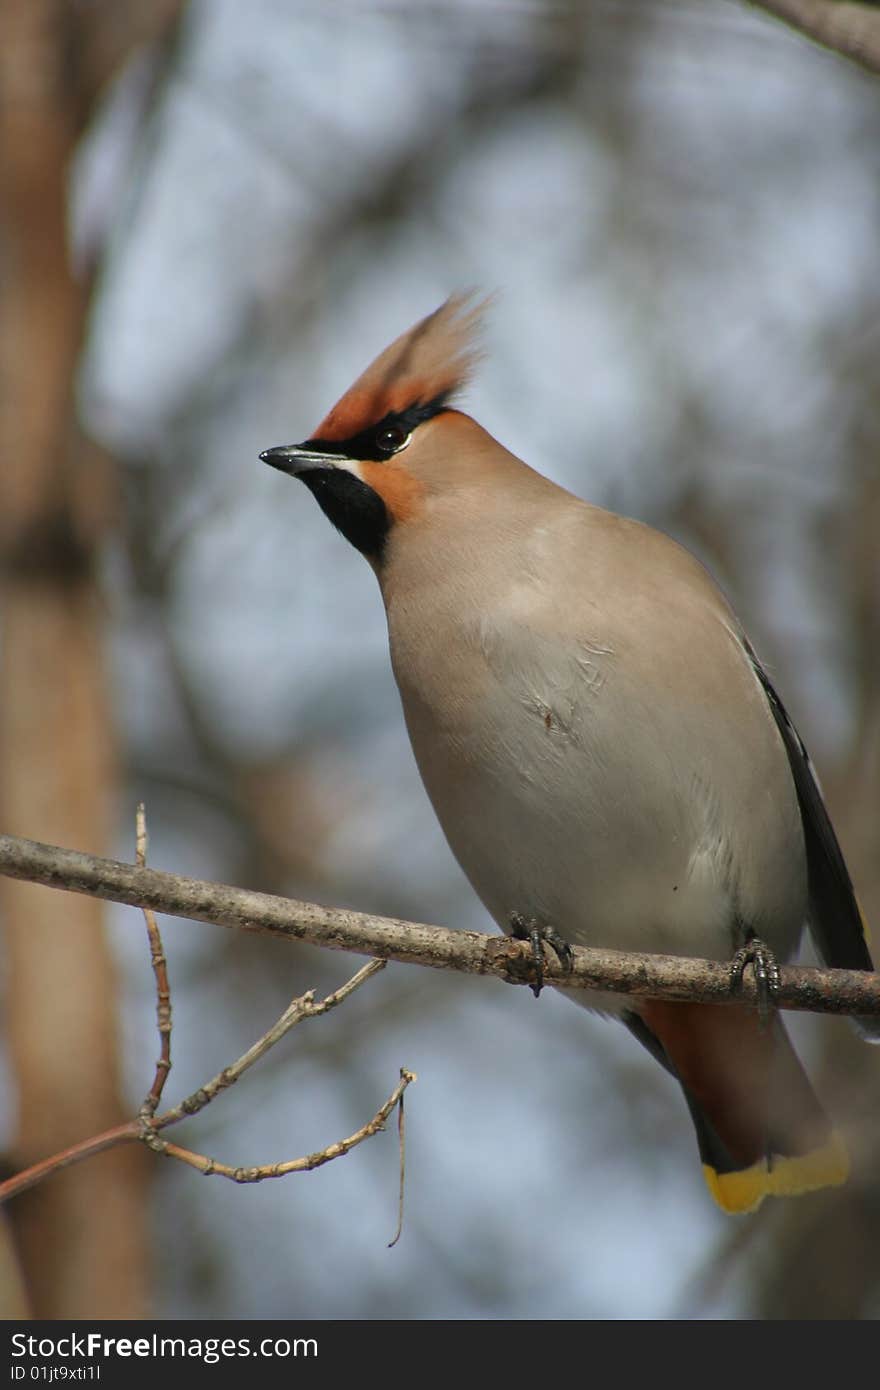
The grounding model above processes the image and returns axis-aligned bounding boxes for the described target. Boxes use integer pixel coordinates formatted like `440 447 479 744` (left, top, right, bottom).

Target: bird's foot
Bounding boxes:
509 912 574 997
730 933 781 1031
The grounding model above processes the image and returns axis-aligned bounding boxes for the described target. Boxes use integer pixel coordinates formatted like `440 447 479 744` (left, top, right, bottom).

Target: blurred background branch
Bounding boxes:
0 0 186 1319
747 1 880 76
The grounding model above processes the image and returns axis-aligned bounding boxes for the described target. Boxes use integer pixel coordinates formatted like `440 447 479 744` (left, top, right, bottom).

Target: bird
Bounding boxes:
261 293 878 1213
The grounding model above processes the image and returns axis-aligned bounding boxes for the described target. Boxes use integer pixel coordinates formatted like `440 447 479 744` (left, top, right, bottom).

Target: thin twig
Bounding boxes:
136 804 172 1120
0 1121 142 1200
0 958 398 1205
153 958 386 1128
147 1069 416 1183
0 833 877 1018
387 1073 407 1248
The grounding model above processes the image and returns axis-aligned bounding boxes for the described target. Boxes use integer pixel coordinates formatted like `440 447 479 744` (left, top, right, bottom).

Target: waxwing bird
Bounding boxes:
261 294 878 1214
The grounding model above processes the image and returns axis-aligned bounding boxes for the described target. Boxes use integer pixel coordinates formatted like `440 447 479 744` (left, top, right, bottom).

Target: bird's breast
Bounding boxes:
385 567 806 976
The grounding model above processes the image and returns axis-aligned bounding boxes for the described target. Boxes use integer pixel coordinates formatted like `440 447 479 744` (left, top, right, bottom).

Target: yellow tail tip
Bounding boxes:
703 1133 850 1214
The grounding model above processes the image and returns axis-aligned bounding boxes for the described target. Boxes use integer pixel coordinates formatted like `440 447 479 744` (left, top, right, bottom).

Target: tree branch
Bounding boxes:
747 0 880 76
0 832 877 1018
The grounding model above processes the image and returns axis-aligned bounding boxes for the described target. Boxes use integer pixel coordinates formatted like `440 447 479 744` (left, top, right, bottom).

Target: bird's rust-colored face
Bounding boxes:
261 294 488 561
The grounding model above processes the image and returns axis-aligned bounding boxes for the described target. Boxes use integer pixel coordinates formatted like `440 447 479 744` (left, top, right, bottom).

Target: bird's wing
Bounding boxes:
747 647 875 979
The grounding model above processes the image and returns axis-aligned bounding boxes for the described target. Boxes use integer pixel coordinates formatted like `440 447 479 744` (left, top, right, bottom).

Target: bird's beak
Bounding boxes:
260 444 339 476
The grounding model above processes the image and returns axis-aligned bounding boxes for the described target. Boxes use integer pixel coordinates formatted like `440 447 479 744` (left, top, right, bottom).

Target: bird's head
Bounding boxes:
260 293 495 568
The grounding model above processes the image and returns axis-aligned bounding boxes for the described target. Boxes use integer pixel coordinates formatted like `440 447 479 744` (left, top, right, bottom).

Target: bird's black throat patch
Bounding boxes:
298 468 390 560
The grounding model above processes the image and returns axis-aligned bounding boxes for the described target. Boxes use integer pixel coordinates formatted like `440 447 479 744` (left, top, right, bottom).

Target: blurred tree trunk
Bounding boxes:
0 0 183 1320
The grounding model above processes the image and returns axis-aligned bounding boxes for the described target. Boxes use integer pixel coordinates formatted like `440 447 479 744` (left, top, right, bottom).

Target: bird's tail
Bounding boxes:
637 1000 849 1214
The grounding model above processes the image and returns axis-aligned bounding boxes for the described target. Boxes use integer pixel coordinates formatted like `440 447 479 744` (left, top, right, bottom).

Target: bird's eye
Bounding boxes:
375 423 410 456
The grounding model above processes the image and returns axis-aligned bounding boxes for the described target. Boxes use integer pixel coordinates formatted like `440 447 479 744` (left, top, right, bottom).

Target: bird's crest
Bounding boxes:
312 292 489 442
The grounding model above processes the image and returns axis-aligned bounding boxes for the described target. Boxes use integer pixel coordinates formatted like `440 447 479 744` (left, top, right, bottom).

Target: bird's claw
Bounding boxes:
730 934 781 1031
509 913 574 997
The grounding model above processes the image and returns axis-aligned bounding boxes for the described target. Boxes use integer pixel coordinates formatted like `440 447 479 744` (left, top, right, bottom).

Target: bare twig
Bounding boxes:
0 833 877 1018
0 953 404 1206
0 1122 143 1200
747 0 880 76
136 804 172 1120
146 1068 416 1184
388 1079 407 1249
154 958 386 1128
